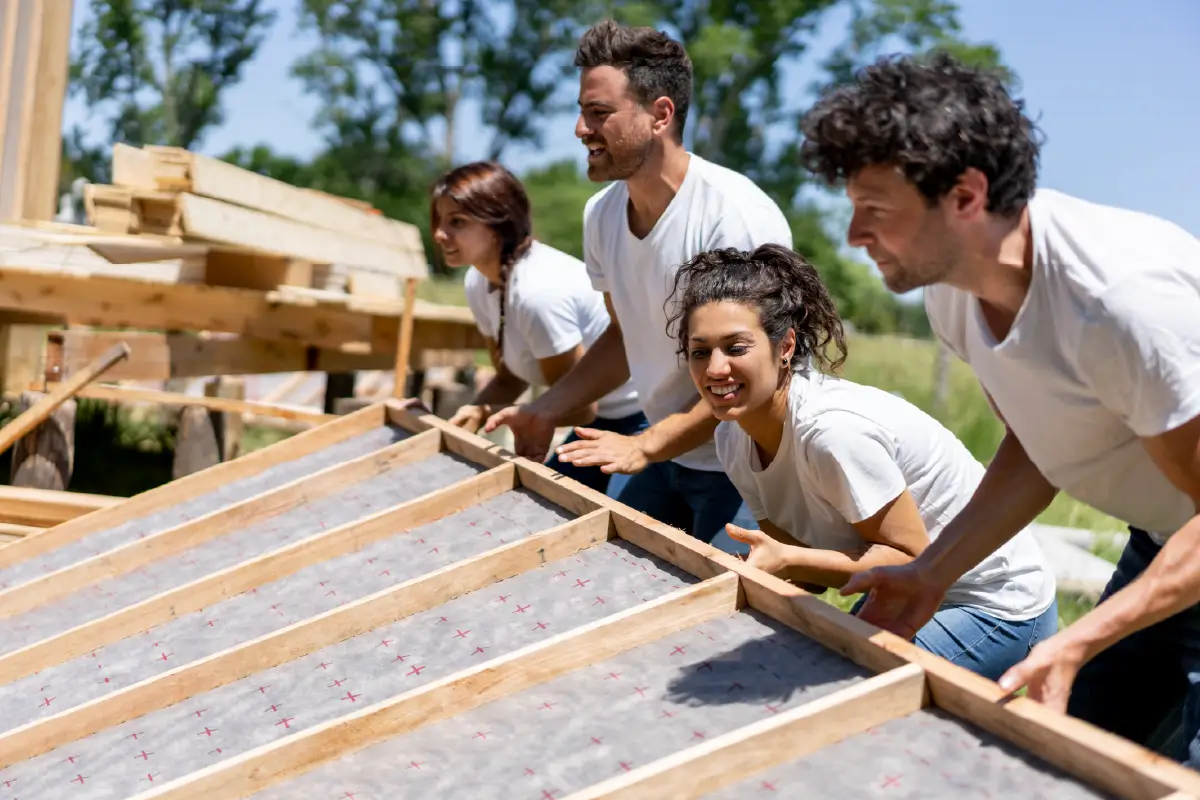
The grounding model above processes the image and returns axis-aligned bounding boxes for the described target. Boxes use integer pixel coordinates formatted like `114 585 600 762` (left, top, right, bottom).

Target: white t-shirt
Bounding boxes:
464 240 641 419
715 370 1057 621
583 153 794 471
925 188 1200 545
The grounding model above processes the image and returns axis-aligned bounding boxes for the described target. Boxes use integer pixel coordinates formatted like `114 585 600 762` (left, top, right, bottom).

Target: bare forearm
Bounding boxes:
1067 514 1200 661
636 398 720 464
926 429 1058 588
474 373 528 411
779 542 914 589
534 325 630 424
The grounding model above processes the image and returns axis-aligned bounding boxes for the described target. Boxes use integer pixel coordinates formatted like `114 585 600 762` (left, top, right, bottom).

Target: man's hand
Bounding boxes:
447 404 495 434
483 404 558 462
997 633 1088 712
839 562 949 640
725 524 790 576
554 428 650 475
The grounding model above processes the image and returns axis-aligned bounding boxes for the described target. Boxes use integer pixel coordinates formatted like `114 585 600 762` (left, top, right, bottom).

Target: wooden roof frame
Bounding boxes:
0 398 1194 800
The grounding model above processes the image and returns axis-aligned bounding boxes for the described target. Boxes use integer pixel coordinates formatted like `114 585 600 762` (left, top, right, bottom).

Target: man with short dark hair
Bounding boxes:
798 52 1200 766
485 20 794 545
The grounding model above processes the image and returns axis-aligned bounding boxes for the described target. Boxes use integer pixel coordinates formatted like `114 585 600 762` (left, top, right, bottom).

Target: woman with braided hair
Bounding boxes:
668 242 1059 680
430 161 645 496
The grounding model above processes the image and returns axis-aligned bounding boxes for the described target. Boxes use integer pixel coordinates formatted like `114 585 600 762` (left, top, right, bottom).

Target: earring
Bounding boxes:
782 357 790 366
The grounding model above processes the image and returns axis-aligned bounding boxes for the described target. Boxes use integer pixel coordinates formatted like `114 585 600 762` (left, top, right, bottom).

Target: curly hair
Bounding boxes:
798 51 1043 216
575 19 693 140
666 244 847 374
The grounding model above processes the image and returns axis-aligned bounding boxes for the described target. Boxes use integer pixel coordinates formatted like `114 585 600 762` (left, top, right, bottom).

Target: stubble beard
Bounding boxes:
586 131 653 183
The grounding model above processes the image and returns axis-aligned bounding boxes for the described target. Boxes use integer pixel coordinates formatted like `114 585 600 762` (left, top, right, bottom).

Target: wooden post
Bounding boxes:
10 390 74 490
0 0 74 222
393 277 419 398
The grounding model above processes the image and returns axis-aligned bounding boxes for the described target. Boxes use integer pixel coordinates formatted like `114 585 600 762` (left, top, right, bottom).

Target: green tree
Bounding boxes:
65 0 276 186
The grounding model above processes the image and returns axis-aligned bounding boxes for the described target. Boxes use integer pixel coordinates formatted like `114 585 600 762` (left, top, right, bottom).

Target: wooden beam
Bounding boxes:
0 463 517 686
0 522 38 537
0 342 129 455
113 146 425 254
44 330 395 382
19 0 72 222
0 508 609 768
0 402 387 572
0 485 120 527
0 268 387 353
56 383 337 425
128 572 740 800
563 662 929 800
393 277 419 397
177 193 427 280
0 430 442 619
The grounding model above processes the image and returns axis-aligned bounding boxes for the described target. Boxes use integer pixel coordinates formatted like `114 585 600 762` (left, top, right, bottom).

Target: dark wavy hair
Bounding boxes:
429 161 533 273
798 51 1043 216
575 19 693 141
666 244 847 374
430 161 533 363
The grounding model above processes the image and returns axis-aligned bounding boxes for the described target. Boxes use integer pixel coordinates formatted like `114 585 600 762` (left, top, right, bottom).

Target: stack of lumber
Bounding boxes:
78 143 429 299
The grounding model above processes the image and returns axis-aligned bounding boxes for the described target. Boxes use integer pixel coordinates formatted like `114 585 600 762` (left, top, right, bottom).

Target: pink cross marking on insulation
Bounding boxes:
513 604 531 614
135 750 153 761
472 647 487 655
453 628 470 638
64 755 80 764
329 678 347 688
408 761 423 770
198 726 218 737
539 702 555 711
406 665 425 676
393 654 410 663
881 775 903 788
316 661 333 670
761 780 777 790
276 717 295 729
670 645 687 656
193 708 208 717
496 594 510 602
71 774 87 784
342 691 362 703
533 621 548 630
573 578 590 588
377 639 394 648
524 768 535 776
473 731 489 740
590 737 602 745
605 672 621 680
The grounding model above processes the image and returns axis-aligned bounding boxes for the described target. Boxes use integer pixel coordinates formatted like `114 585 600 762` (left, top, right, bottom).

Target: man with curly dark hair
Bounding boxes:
485 20 794 546
800 52 1200 766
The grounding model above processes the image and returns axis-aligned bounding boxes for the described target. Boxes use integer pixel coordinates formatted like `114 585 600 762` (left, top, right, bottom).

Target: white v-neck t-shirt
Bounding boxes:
925 189 1200 545
715 370 1057 621
582 153 794 471
464 240 641 420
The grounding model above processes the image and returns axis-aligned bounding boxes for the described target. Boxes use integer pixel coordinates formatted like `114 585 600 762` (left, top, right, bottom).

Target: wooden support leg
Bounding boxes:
205 376 245 461
322 372 356 415
393 276 419 398
10 390 74 490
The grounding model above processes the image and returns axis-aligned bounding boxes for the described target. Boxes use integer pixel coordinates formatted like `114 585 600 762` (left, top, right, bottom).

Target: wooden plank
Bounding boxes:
0 463 517 687
128 571 740 800
0 321 51 395
0 522 38 537
44 330 393 382
0 401 387 571
393 277 419 397
0 342 129 455
58 382 338 424
177 193 427 280
0 268 384 352
174 150 424 253
0 430 442 618
729 556 1200 798
0 507 609 768
19 0 71 221
564 662 929 800
0 0 40 222
0 484 120 527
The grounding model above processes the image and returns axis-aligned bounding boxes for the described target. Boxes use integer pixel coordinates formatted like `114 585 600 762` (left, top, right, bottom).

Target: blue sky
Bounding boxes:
64 0 1200 238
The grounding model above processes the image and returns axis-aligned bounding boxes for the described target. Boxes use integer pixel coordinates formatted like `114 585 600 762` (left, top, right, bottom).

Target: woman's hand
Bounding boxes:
448 404 488 433
725 524 791 576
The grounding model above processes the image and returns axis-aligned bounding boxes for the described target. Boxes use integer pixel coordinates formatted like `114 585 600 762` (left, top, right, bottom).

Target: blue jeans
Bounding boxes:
544 411 649 499
853 595 1060 682
1066 527 1200 768
612 459 751 545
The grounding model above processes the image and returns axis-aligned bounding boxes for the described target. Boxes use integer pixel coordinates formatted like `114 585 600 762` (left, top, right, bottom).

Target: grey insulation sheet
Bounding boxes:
249 609 870 800
704 707 1116 799
0 425 409 592
0 487 572 734
0 449 483 656
0 537 700 799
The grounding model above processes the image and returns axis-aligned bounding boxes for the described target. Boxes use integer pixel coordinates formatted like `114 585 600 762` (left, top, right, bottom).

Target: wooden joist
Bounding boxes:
0 484 120 527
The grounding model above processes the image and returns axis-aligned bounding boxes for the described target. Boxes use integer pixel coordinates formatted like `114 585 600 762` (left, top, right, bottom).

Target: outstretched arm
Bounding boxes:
728 489 932 590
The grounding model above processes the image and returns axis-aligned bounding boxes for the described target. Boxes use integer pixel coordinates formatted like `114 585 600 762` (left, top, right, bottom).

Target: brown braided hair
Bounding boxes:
430 161 533 364
665 243 847 373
